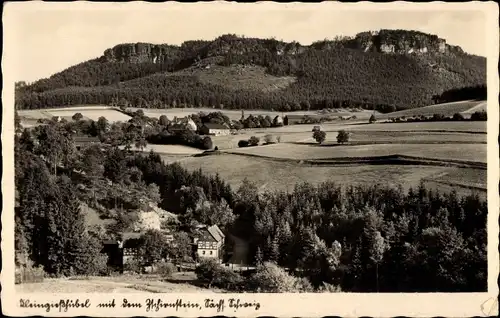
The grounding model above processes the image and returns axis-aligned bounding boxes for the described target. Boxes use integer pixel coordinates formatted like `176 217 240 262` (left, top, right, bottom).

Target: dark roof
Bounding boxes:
74 135 100 143
203 123 229 130
207 225 225 242
195 225 225 243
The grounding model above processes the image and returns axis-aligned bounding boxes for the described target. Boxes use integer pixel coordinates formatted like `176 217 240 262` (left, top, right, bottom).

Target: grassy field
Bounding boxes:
180 153 486 198
18 106 132 124
225 143 487 163
119 144 205 155
341 121 487 133
128 107 377 122
194 64 297 92
16 272 218 293
296 131 486 145
377 100 486 119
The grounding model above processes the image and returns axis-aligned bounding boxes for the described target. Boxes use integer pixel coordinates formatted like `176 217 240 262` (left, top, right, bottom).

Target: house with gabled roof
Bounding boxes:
193 224 225 260
199 123 230 136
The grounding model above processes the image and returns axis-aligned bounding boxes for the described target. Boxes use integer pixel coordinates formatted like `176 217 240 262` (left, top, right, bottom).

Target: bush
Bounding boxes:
72 113 84 121
317 282 342 293
313 130 326 144
432 113 446 121
295 277 315 292
470 111 487 121
15 262 45 284
369 114 377 123
263 134 275 144
156 261 177 278
248 136 260 146
238 140 250 148
195 259 223 288
147 130 213 150
452 113 465 121
202 136 213 150
249 262 301 292
124 258 143 274
214 268 244 291
336 130 350 144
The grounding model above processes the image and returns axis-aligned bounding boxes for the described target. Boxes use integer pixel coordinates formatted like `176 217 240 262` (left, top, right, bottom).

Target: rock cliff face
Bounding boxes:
101 29 467 65
350 30 463 55
103 43 182 63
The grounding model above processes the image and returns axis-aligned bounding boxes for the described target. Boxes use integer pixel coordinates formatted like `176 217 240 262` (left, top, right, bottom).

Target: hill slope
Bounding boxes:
15 30 486 112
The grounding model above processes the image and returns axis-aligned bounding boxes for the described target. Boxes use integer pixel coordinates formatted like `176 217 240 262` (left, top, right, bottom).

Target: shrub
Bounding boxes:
238 140 250 148
249 262 301 293
195 259 224 288
124 258 142 274
202 136 213 150
317 282 342 293
214 268 244 291
470 111 487 121
432 113 446 121
15 262 45 284
313 130 327 144
248 136 260 146
147 130 213 150
72 113 84 121
295 277 315 292
156 261 177 278
452 113 465 121
369 114 377 123
263 134 275 144
336 130 350 144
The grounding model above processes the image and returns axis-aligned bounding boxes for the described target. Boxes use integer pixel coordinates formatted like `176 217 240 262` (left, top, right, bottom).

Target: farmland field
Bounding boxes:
18 106 131 124
377 100 486 119
340 121 487 133
180 153 486 198
225 143 487 163
127 107 377 121
296 131 486 145
119 144 204 155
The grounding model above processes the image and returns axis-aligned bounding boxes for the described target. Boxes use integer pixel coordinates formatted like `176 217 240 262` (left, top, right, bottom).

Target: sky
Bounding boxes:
4 2 488 83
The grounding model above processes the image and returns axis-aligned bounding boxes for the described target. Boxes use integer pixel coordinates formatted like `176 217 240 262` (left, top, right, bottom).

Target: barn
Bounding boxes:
199 123 231 136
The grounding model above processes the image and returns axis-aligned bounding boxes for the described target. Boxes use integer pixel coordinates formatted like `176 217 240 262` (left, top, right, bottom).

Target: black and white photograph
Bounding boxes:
2 1 499 317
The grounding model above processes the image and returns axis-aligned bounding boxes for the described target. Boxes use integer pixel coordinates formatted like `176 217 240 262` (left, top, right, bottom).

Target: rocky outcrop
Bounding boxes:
351 29 459 55
103 43 182 63
101 29 466 65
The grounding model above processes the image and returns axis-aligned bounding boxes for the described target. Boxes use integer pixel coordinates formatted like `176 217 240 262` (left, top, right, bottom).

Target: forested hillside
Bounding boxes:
15 30 486 112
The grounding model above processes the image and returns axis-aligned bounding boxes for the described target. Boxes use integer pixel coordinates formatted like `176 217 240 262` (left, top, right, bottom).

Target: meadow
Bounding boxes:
225 143 487 163
119 144 204 155
377 100 486 119
15 272 218 293
342 121 487 133
18 106 131 124
296 130 486 145
180 153 486 198
128 107 377 121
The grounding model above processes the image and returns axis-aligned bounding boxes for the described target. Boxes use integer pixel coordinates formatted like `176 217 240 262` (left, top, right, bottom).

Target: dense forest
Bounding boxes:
15 30 486 113
15 116 487 292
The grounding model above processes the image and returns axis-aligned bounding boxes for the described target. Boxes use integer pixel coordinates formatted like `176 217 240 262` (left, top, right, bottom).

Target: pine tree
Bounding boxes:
255 247 264 266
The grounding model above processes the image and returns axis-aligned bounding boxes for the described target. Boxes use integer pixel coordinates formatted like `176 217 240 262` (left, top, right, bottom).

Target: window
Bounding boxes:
202 251 205 255
210 251 213 255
